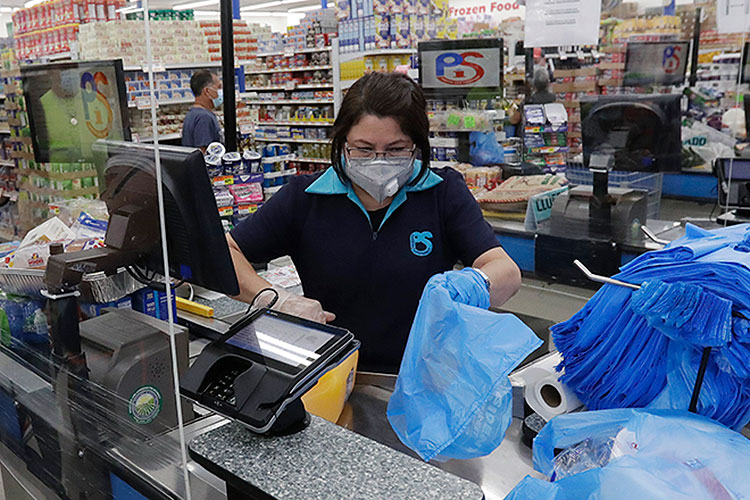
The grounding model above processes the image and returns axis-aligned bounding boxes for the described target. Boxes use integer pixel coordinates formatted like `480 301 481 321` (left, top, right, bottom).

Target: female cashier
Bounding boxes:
227 72 521 373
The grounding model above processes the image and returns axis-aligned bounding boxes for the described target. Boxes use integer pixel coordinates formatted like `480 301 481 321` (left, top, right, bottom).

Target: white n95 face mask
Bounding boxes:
345 156 414 204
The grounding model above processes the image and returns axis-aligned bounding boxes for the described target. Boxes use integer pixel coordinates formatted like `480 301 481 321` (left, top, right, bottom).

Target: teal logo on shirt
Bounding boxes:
410 231 433 257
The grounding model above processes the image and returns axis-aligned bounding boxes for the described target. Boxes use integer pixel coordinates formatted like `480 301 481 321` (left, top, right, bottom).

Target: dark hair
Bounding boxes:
190 70 216 97
331 72 430 185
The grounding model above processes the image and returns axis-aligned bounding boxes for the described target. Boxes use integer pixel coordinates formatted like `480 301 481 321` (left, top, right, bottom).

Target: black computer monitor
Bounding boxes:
418 38 503 100
580 94 682 173
623 42 689 87
22 60 131 164
94 140 239 296
741 43 750 84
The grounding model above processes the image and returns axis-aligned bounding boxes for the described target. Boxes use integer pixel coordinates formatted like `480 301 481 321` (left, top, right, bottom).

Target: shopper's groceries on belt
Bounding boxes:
552 223 750 430
505 408 750 500
387 268 542 462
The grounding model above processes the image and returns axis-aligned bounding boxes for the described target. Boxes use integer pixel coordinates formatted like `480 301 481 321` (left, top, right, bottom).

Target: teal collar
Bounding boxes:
305 161 443 231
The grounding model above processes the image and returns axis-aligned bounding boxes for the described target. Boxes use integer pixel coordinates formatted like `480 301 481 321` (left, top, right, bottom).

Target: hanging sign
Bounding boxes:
524 0 601 48
716 0 750 34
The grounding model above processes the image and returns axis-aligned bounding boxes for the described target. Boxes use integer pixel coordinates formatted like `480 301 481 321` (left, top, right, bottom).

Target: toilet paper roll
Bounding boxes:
525 373 582 421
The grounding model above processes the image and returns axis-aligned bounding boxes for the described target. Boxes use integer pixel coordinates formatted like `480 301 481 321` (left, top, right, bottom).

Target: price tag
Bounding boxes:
239 124 253 135
141 60 165 72
284 46 295 56
218 206 234 217
136 96 157 110
284 81 296 91
446 113 461 128
213 175 234 186
463 115 476 129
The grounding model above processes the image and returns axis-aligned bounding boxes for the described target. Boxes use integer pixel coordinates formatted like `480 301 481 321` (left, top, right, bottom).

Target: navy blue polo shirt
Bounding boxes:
230 164 499 373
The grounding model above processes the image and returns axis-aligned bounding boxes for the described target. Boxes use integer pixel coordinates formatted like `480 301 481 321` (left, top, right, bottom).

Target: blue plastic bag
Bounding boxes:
505 408 750 500
387 268 542 462
469 131 505 166
553 223 750 429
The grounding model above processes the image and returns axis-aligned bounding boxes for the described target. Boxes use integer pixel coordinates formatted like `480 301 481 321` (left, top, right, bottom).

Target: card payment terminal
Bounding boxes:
181 308 356 434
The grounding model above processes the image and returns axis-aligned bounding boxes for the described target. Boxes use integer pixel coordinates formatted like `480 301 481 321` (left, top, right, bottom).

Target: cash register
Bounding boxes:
28 140 358 498
536 94 683 283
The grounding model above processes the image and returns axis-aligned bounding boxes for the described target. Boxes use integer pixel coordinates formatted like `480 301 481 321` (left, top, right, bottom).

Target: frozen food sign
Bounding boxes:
421 48 501 89
447 0 523 19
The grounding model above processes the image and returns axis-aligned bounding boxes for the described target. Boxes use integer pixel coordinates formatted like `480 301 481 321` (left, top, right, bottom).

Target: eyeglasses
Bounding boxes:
345 144 416 162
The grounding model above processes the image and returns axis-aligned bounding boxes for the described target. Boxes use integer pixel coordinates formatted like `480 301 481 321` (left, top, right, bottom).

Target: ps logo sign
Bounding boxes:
435 51 485 85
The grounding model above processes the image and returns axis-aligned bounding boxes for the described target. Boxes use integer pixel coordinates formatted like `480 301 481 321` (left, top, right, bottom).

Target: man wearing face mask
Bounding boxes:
227 72 521 373
181 70 223 153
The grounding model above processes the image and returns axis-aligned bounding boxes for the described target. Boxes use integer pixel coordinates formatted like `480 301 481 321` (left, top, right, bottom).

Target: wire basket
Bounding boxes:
0 267 142 303
565 167 663 220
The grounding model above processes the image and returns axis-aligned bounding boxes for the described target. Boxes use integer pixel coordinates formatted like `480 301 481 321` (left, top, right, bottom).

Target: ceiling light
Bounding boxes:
0 7 13 12
192 9 220 15
173 0 218 10
281 0 309 4
241 1 281 11
288 4 318 11
240 10 289 16
24 0 46 7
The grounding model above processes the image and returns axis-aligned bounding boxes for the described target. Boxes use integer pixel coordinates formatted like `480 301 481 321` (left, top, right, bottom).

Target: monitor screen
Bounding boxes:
623 42 689 87
418 38 503 100
226 313 337 374
95 140 239 296
580 94 682 173
22 60 131 164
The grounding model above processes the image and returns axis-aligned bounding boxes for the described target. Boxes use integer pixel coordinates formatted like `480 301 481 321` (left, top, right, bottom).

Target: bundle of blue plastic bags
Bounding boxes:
387 268 542 462
505 408 750 499
552 223 750 430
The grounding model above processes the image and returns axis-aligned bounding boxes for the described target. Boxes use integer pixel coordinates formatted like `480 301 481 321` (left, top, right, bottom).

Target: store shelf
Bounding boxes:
242 98 333 105
0 94 5 99
46 51 73 61
261 154 294 163
249 65 332 75
244 83 333 91
525 125 569 133
0 127 9 135
140 132 182 142
294 157 331 164
264 168 297 179
255 121 332 127
256 47 332 58
527 146 569 154
339 48 416 64
123 61 223 71
254 137 329 144
128 97 194 108
429 137 459 148
432 161 458 168
0 160 14 167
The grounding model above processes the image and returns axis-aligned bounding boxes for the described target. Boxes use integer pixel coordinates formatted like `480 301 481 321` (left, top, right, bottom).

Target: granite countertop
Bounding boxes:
189 416 484 500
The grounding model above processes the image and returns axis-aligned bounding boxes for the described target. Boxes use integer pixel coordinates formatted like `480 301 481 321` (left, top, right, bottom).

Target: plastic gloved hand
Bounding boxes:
256 286 335 324
430 268 490 309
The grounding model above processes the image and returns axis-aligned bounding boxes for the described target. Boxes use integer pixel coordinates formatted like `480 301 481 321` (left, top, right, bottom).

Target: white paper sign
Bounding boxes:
524 0 601 48
716 0 750 34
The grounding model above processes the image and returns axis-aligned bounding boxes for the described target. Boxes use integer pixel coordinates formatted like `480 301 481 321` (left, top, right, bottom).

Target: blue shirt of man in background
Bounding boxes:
182 70 222 152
